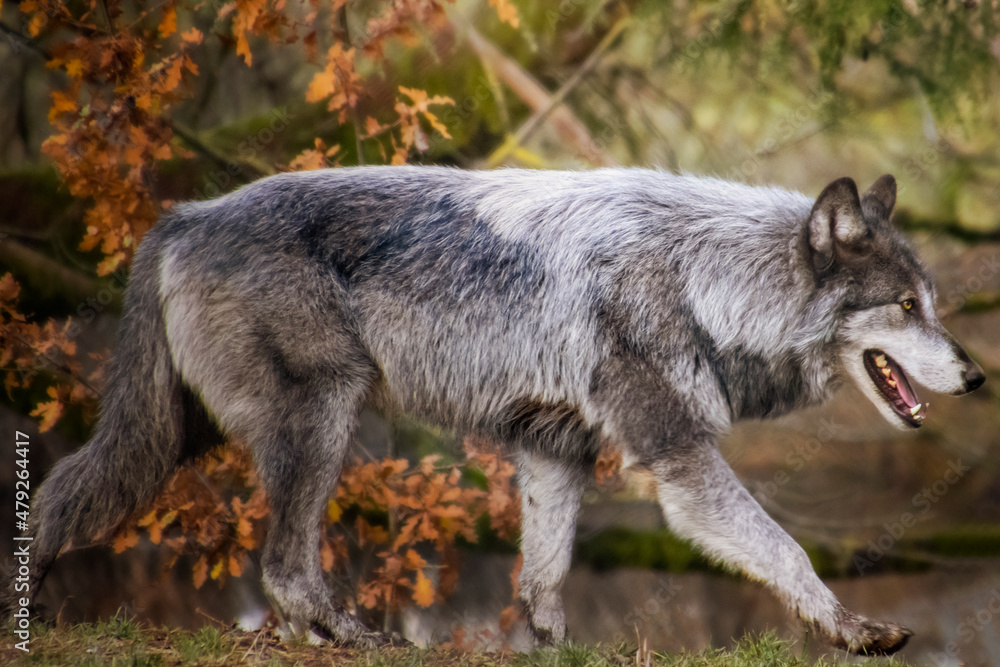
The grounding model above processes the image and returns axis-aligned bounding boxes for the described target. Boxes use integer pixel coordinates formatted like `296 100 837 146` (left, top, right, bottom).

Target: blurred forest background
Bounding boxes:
1 0 999 664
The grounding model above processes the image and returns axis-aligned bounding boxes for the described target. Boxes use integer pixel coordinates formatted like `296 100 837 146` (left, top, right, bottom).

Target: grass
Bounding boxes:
1 613 917 667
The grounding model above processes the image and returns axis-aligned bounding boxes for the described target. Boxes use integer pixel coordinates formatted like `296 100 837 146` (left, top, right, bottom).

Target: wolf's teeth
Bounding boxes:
875 354 887 368
910 404 922 416
887 379 897 388
882 367 892 377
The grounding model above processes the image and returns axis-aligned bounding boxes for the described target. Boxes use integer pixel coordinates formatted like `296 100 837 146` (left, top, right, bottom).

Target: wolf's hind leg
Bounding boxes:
250 376 391 647
653 442 910 655
516 451 587 645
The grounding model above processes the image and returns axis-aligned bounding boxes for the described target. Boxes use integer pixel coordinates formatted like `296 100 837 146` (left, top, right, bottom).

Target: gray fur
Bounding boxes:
7 167 985 655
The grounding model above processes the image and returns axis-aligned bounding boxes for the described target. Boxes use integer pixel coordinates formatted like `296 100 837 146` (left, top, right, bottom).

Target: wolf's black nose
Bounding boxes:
964 364 986 392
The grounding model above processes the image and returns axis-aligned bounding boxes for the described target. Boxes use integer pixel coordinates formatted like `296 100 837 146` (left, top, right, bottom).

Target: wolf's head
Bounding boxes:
808 175 986 428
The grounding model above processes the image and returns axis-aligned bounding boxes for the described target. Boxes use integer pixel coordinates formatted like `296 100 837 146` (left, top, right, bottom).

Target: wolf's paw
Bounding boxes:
518 597 567 647
354 630 413 648
309 622 412 649
818 610 912 655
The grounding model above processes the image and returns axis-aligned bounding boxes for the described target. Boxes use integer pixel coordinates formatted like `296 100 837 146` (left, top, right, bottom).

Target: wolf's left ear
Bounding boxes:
808 176 867 272
860 174 896 220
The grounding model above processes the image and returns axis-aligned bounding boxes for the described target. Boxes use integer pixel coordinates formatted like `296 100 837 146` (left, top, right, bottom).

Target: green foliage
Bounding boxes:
665 0 1000 122
574 524 1000 579
102 610 142 642
913 524 1000 558
575 527 716 574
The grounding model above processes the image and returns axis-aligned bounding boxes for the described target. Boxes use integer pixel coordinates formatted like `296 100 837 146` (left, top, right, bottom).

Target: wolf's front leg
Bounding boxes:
516 451 587 645
654 443 911 655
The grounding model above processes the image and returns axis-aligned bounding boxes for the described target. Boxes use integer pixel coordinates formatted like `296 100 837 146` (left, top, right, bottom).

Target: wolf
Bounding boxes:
8 167 984 654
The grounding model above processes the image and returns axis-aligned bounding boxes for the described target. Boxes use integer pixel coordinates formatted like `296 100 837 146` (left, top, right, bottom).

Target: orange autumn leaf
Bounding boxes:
404 548 427 570
27 13 45 38
157 58 185 94
181 27 204 44
29 387 63 432
134 91 153 110
153 141 174 161
365 116 384 137
489 0 520 28
321 540 335 571
498 603 520 634
306 43 359 113
193 555 209 589
113 529 140 554
413 569 434 607
306 69 336 103
0 273 21 302
146 509 178 545
355 517 388 545
397 86 455 144
65 59 84 78
509 553 522 599
288 138 339 171
229 0 268 66
137 509 158 528
97 251 127 276
229 553 244 577
595 448 623 485
159 6 178 38
48 91 77 120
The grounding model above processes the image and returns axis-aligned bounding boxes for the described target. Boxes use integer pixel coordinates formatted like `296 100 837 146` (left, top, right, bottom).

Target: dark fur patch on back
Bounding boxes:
287 183 545 307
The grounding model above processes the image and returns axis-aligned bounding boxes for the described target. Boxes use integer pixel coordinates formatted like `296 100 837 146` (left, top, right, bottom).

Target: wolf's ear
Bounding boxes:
861 174 896 220
808 177 866 272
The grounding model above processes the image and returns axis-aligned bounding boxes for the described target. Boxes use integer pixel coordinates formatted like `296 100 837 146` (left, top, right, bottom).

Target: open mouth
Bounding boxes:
863 349 925 427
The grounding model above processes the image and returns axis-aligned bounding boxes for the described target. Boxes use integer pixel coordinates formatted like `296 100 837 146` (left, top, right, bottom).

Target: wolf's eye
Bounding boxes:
901 298 915 312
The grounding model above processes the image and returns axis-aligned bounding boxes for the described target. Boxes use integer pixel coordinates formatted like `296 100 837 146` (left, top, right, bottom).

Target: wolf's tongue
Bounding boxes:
895 372 918 407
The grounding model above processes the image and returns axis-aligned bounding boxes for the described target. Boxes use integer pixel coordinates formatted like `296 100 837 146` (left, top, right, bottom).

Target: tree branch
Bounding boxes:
169 121 272 180
0 22 51 60
501 14 630 165
461 25 618 168
0 238 123 313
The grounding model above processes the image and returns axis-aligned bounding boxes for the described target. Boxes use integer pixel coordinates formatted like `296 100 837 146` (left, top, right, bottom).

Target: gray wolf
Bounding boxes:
8 167 985 654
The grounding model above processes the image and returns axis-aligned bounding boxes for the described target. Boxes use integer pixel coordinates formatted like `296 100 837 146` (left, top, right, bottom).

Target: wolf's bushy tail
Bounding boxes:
9 228 218 615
